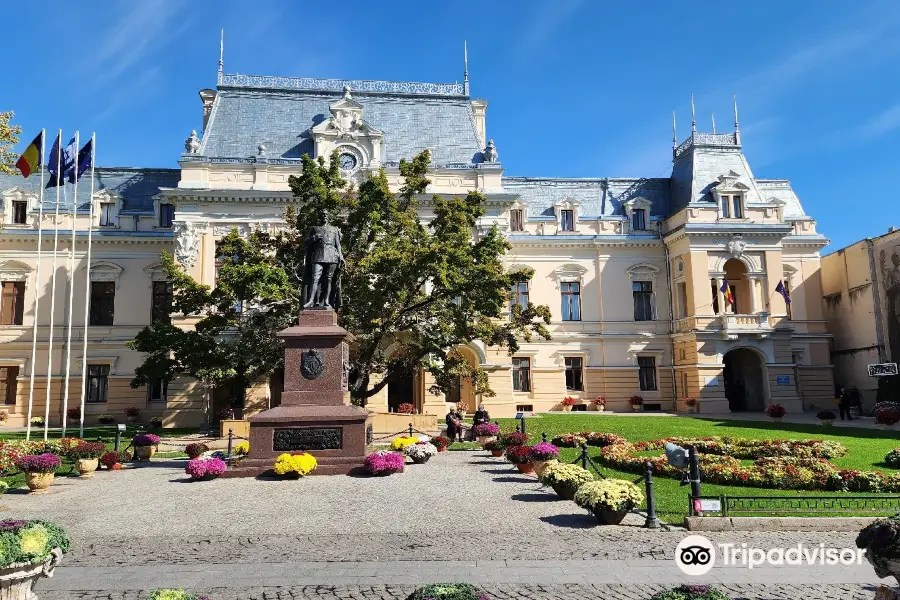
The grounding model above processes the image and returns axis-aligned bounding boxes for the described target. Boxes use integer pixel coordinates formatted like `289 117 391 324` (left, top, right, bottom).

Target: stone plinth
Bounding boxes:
224 309 369 477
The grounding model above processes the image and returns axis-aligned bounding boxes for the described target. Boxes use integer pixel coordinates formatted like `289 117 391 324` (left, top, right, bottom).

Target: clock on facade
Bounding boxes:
338 152 358 172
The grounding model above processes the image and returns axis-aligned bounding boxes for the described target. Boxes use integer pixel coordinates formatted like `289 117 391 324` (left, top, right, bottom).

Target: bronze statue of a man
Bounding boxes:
302 210 343 309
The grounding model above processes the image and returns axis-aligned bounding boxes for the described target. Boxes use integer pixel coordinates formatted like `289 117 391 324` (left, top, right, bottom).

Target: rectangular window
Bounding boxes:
632 209 646 231
0 282 25 326
681 372 689 398
510 282 529 314
721 195 731 218
515 404 534 413
560 282 581 321
99 203 115 227
564 357 584 391
159 204 175 228
148 377 168 403
0 366 18 405
632 281 654 321
85 364 109 403
12 201 27 225
732 195 743 218
638 356 657 391
512 357 531 392
510 209 524 232
676 282 687 319
151 281 173 324
560 209 575 231
89 281 115 326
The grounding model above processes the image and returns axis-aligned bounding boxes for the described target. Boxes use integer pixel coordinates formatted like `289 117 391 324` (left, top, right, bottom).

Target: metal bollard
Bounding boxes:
516 423 521 433
688 446 702 515
409 423 414 437
580 442 588 470
227 428 233 457
520 414 526 435
643 461 661 529
114 429 122 452
542 432 548 443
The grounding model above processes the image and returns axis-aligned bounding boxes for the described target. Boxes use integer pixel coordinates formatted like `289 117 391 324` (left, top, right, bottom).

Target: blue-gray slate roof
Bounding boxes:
503 177 671 219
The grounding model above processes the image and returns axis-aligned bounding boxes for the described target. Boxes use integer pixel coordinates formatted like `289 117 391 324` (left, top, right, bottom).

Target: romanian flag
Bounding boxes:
15 131 43 178
720 279 734 305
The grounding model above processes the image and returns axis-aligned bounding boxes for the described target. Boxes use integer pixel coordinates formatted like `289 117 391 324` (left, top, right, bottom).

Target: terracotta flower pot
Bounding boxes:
515 462 535 474
0 548 63 598
490 450 504 457
135 445 156 461
592 508 629 525
436 447 446 453
552 483 577 501
533 460 552 477
76 458 99 478
562 405 572 412
25 472 54 493
476 435 496 445
111 463 122 471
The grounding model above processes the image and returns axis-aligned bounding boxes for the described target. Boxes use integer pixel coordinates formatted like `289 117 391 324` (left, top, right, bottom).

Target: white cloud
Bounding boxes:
516 0 584 55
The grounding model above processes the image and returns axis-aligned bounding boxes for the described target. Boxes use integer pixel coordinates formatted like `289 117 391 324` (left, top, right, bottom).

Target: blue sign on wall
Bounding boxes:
776 375 791 385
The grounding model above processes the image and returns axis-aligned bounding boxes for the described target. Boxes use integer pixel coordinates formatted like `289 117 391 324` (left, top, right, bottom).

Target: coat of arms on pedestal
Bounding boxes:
300 349 325 380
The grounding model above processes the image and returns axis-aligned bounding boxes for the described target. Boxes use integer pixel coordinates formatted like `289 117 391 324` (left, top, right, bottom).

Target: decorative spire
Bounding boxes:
733 94 741 145
463 41 469 96
672 110 678 161
218 29 224 73
711 113 716 134
690 93 696 134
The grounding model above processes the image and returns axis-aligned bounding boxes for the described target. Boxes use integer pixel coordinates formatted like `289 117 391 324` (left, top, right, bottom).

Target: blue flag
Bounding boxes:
67 139 93 184
46 135 75 189
775 280 791 305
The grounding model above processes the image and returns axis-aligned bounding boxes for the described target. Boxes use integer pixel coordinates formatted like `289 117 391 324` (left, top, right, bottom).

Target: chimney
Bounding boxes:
198 88 217 133
470 99 488 147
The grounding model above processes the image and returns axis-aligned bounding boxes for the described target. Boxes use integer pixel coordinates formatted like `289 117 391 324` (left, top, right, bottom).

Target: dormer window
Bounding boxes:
713 171 750 220
510 209 524 232
11 202 27 225
159 204 175 228
92 190 122 228
1 187 37 227
99 203 115 227
632 209 647 231
721 194 743 218
560 210 575 231
553 199 581 234
623 196 653 234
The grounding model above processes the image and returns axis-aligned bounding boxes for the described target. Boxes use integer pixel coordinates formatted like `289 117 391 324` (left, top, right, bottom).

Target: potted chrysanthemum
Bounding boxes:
593 396 607 412
100 451 127 471
364 451 405 476
390 436 419 456
68 441 106 477
684 397 697 413
272 452 318 478
16 453 61 492
132 433 161 461
474 422 500 445
432 436 450 453
528 442 560 477
765 403 786 422
485 439 505 457
185 457 227 481
505 445 534 474
539 462 594 500
630 396 644 412
185 443 209 459
574 478 644 525
817 410 836 427
560 396 578 412
406 441 437 465
0 519 69 597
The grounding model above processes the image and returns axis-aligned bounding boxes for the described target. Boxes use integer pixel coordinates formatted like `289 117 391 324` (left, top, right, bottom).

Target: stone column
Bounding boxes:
749 278 759 314
715 277 725 315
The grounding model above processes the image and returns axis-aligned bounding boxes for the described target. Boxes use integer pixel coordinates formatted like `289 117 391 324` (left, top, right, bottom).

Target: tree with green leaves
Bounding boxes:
0 112 22 175
130 150 551 407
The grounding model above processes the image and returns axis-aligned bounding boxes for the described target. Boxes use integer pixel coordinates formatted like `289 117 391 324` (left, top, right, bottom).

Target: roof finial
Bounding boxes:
711 113 716 134
690 93 696 134
733 94 739 132
463 40 469 95
672 110 678 160
218 29 224 73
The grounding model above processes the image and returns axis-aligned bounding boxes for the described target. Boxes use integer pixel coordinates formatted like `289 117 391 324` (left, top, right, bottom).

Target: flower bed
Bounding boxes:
273 452 317 477
364 451 405 475
552 433 586 448
551 432 626 448
185 457 227 479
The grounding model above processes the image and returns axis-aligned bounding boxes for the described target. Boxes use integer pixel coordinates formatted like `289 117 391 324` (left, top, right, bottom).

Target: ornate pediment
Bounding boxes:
83 260 124 289
0 260 32 282
550 263 588 288
309 87 384 169
715 171 751 192
0 187 38 203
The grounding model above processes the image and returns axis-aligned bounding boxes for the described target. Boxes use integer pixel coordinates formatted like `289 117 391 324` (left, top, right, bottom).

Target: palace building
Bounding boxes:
0 64 834 425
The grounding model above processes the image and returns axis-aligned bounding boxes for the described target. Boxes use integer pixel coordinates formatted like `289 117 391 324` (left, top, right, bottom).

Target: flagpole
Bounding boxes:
61 131 79 437
43 131 64 441
78 133 95 439
25 130 46 442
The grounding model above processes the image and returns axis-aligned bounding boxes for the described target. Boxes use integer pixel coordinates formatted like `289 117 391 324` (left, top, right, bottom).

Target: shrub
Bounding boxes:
390 436 419 451
132 433 161 446
574 479 644 512
405 584 484 600
68 442 105 460
529 442 560 461
185 443 209 459
100 451 127 469
97 414 116 425
364 451 405 475
886 449 900 468
875 403 900 426
651 585 732 600
272 452 318 476
765 404 786 418
593 396 606 406
406 442 437 460
0 482 8 494
857 514 900 559
30 416 44 426
185 457 227 479
505 445 532 464
0 520 69 569
474 423 500 437
234 441 250 455
124 407 140 418
561 396 578 407
629 395 643 405
684 397 697 407
396 403 416 414
432 436 450 451
539 463 594 489
817 411 836 421
149 416 163 428
66 407 81 420
501 431 528 447
16 453 61 474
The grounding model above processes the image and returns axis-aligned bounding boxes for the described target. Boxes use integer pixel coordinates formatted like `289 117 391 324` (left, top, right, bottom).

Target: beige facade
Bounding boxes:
0 69 836 425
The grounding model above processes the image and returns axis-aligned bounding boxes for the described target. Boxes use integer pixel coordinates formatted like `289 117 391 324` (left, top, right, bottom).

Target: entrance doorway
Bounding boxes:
723 348 765 412
388 371 415 412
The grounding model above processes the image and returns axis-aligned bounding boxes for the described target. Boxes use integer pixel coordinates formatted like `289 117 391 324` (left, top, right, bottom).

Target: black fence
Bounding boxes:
689 494 900 517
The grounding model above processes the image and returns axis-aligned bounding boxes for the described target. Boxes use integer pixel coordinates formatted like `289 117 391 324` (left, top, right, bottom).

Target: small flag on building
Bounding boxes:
67 138 93 184
720 279 734 305
775 280 791 304
46 135 75 189
15 131 44 178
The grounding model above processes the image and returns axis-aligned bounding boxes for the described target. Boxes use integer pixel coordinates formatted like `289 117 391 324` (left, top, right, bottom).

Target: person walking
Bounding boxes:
839 387 854 421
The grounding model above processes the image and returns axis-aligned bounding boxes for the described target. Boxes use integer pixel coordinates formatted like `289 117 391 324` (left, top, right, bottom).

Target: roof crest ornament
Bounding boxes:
691 93 696 134
672 111 677 160
711 113 716 134
463 41 469 96
733 94 741 145
218 29 224 73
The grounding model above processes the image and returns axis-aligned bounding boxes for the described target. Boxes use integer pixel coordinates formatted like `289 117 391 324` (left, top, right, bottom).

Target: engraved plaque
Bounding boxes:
273 427 342 451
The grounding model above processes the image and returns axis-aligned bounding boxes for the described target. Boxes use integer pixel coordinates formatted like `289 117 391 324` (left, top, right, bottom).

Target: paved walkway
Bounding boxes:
5 452 887 599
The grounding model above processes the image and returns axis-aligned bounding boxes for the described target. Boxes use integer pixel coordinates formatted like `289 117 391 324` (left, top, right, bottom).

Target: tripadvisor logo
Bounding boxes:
675 535 866 575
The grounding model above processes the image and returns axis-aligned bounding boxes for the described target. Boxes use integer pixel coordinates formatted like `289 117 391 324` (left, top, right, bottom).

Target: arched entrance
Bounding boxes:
723 348 765 412
388 370 415 412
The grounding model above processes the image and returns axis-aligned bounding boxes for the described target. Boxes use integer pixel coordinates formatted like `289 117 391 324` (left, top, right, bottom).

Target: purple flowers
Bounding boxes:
364 451 405 475
529 442 560 461
132 433 161 446
0 520 25 531
474 423 500 436
15 453 61 473
185 458 227 479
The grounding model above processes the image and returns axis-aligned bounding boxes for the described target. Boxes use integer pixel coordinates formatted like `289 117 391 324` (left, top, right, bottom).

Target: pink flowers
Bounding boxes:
474 423 500 436
185 457 227 479
364 451 405 475
529 442 560 461
132 433 161 446
15 453 61 473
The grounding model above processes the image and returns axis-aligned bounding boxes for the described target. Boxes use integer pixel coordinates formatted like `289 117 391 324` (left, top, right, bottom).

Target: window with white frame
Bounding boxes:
713 171 749 220
85 365 110 403
510 281 529 315
560 210 574 231
638 356 658 391
561 282 581 321
99 203 115 227
159 204 175 228
148 377 168 403
512 357 531 392
632 281 654 321
564 357 584 391
11 201 27 225
632 209 647 231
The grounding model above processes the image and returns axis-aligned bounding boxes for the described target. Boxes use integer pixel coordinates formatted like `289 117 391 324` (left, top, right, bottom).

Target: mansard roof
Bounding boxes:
0 167 179 214
198 73 484 166
502 177 671 219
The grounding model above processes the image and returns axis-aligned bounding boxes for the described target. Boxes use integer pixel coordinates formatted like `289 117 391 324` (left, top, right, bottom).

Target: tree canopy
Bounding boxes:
0 112 22 176
130 150 551 405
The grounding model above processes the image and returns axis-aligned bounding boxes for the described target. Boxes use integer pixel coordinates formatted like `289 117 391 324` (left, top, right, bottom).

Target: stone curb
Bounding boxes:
684 516 881 531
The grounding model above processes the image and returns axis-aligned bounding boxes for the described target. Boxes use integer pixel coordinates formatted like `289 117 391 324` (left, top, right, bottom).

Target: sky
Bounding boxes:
4 0 900 251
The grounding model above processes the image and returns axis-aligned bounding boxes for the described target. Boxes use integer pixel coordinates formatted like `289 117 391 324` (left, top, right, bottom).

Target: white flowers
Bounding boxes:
405 442 437 460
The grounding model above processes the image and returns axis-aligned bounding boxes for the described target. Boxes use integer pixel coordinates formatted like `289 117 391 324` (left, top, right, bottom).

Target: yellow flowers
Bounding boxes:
234 441 250 455
390 436 419 451
574 479 643 512
18 525 49 557
273 453 318 477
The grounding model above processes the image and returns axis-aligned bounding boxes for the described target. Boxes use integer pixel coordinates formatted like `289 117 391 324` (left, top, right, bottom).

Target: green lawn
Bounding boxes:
495 414 900 523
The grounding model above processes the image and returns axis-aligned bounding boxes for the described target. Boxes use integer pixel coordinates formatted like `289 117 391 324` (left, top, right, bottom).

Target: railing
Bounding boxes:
690 494 900 516
720 313 772 338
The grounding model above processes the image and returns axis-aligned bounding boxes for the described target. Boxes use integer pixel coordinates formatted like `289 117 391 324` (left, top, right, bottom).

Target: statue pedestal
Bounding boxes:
223 309 369 477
